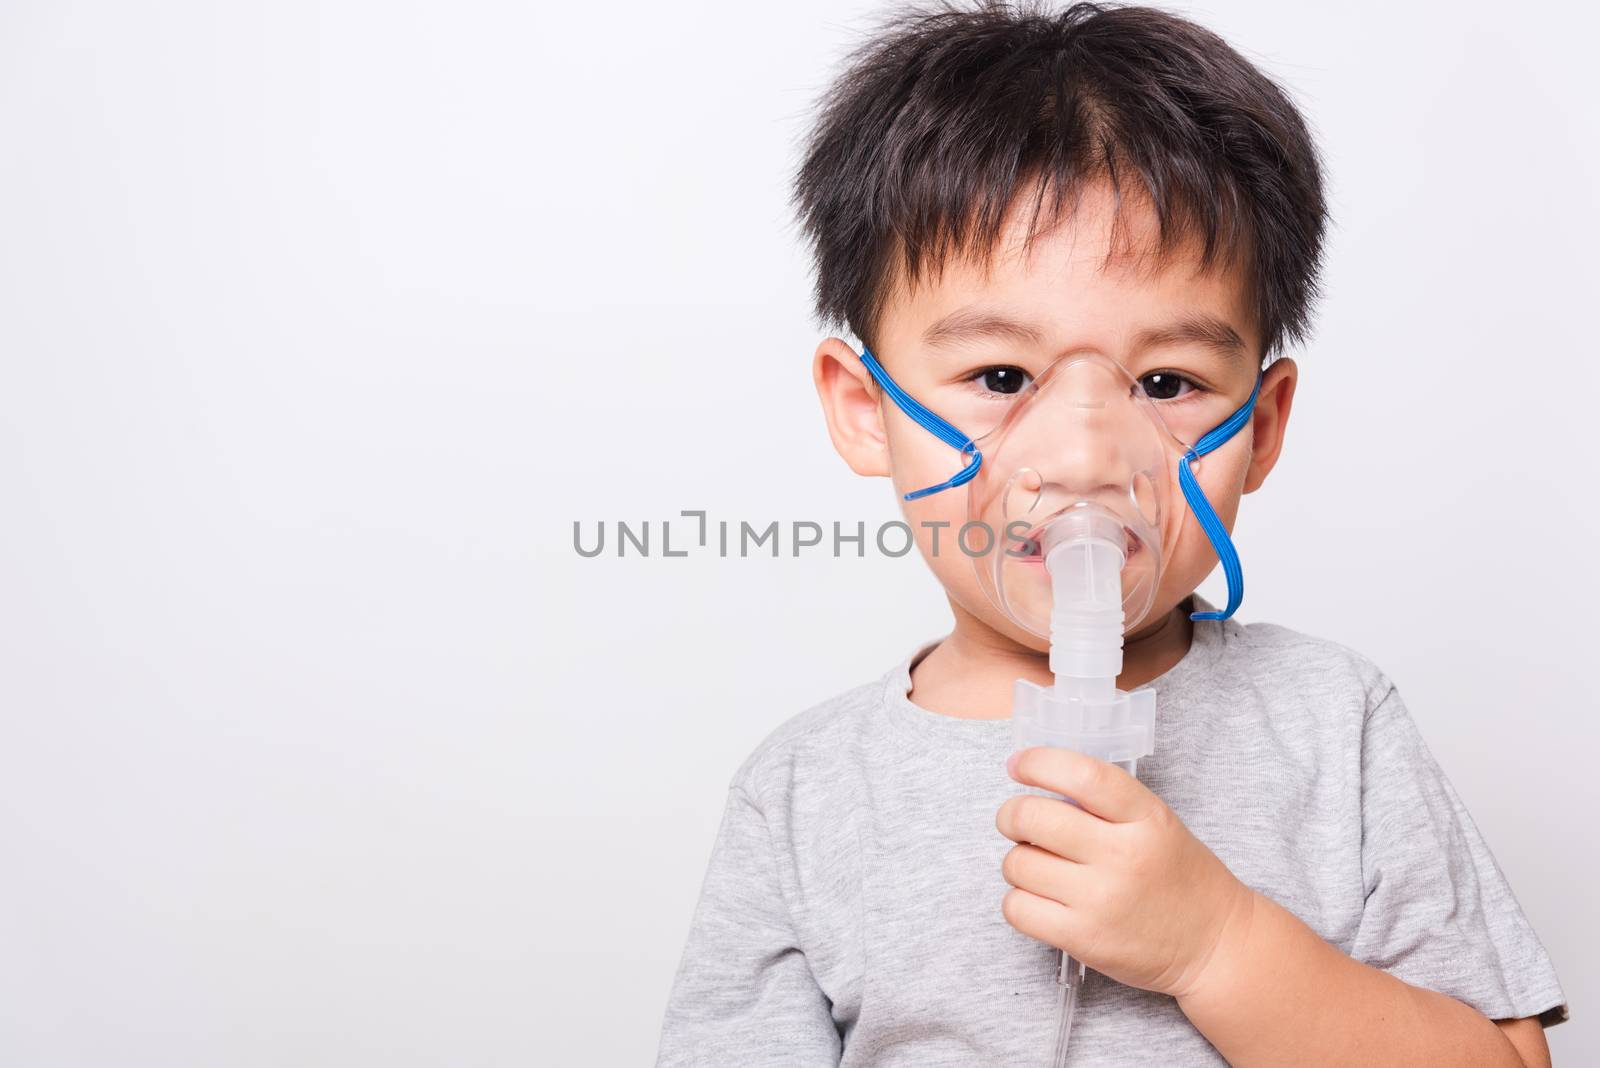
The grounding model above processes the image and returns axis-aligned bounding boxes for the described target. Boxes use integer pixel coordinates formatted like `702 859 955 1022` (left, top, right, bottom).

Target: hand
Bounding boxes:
995 746 1257 999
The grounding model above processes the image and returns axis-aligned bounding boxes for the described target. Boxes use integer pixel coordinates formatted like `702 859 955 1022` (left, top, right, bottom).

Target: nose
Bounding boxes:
1003 360 1146 505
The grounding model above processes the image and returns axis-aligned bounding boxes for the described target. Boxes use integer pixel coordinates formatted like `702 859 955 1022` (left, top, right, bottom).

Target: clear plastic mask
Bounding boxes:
858 344 1261 630
964 352 1222 636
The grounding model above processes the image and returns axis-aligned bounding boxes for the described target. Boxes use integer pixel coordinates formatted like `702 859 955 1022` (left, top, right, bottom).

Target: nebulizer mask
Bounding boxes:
859 343 1259 1067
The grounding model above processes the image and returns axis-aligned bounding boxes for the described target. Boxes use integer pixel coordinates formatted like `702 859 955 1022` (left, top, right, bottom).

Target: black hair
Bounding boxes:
790 0 1328 359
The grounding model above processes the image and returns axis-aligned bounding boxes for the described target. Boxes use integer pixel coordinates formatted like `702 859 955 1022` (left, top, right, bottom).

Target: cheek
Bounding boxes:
905 503 1053 652
882 417 959 499
883 418 978 577
1157 441 1251 598
898 485 974 581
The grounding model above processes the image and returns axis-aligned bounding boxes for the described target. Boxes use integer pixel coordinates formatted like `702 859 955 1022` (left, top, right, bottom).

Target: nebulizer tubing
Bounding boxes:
1012 507 1157 1068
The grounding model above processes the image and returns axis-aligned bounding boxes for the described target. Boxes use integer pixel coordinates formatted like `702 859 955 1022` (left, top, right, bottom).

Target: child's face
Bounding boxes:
814 177 1297 650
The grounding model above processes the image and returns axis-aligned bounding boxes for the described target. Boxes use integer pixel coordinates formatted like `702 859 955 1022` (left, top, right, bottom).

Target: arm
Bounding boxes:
996 748 1555 1068
656 784 840 1067
1175 884 1551 1067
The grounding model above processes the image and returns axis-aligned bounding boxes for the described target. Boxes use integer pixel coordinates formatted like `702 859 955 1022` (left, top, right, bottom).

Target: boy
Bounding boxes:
656 2 1567 1064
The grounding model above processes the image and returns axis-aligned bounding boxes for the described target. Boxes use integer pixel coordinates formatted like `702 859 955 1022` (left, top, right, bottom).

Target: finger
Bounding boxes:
1007 746 1151 823
1000 885 1091 955
1000 842 1091 906
994 791 1106 861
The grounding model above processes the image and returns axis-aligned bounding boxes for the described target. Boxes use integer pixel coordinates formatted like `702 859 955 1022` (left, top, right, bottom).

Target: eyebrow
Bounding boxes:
1132 314 1249 363
920 308 1047 349
919 306 1251 363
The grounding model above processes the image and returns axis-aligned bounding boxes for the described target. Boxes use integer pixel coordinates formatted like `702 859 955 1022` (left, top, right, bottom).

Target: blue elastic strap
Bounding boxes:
1180 373 1262 623
859 346 982 500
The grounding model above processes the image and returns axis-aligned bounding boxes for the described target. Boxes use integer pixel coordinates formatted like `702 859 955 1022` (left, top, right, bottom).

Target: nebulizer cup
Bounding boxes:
1012 505 1157 766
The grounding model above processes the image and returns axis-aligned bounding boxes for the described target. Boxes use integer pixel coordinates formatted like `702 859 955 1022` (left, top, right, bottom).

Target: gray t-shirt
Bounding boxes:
655 600 1568 1065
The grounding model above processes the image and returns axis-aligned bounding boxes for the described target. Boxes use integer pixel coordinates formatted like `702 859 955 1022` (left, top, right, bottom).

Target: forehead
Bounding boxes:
877 178 1259 356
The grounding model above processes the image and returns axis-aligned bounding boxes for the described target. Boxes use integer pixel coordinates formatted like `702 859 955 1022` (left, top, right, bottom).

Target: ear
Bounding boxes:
813 337 892 478
1243 355 1297 494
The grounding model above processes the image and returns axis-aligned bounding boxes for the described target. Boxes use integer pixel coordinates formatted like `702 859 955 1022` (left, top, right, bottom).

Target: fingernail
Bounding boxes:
1005 751 1019 776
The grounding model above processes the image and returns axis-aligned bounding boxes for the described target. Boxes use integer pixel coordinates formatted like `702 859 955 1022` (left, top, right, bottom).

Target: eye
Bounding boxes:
1138 370 1202 401
969 365 1033 396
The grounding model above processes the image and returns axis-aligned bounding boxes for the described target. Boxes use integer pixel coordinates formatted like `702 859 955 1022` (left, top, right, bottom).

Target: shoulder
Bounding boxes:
1218 614 1397 712
725 670 889 811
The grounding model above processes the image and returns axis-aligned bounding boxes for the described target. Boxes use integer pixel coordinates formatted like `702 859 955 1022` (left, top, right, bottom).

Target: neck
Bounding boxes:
907 597 1195 720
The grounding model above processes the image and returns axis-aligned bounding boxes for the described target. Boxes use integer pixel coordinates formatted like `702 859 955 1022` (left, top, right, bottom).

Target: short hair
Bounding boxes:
790 0 1328 360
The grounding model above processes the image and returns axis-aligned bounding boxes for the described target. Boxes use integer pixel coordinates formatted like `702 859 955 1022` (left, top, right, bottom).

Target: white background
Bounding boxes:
1 1 1594 1064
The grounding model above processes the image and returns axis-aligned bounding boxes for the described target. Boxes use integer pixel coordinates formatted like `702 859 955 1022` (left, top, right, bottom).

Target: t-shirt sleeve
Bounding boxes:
655 783 842 1066
1349 679 1568 1027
